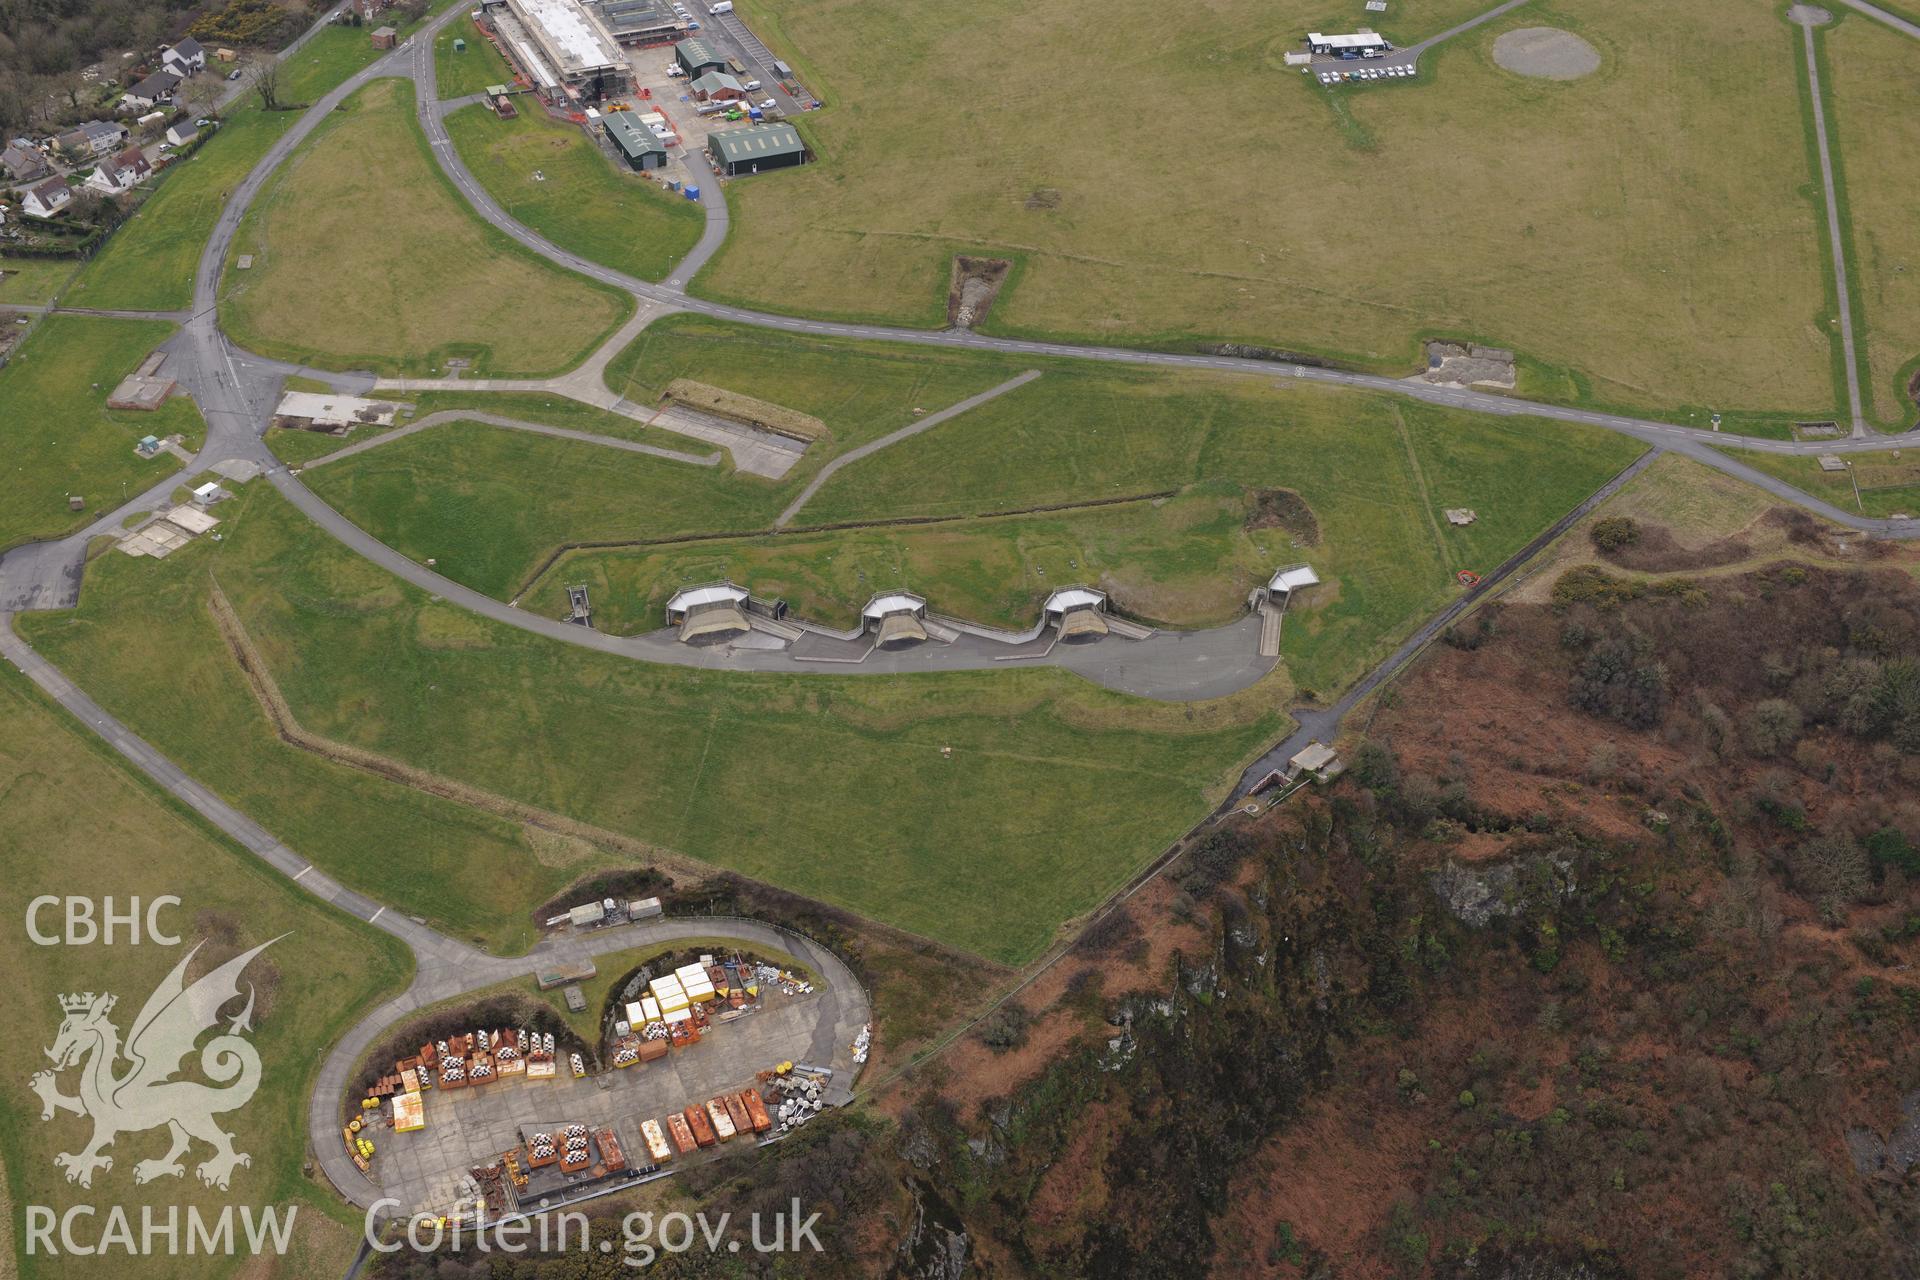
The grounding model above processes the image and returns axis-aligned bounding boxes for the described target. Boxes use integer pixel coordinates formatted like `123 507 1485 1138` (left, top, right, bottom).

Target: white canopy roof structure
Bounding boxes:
1044 587 1107 614
862 591 926 620
666 583 749 613
1307 31 1390 50
1268 565 1321 593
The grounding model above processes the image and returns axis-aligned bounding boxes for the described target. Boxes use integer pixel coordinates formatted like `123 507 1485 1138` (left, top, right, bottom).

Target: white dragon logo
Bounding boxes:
28 936 281 1191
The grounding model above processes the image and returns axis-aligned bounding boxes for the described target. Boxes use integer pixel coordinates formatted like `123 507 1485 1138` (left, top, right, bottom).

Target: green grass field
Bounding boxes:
220 78 631 376
21 486 1283 964
1823 13 1920 427
312 315 1644 696
1718 446 1920 521
0 316 204 552
0 257 78 306
0 663 411 1280
699 0 1831 418
63 19 444 313
434 22 513 98
444 102 706 284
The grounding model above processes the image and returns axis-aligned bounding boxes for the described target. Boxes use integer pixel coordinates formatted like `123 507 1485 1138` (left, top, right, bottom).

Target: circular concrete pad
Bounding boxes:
1789 4 1833 26
1492 27 1601 80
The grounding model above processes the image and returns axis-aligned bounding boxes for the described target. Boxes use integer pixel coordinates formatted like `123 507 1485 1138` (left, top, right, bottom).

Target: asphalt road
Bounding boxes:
0 615 870 1214
3 0 1919 1218
1794 4 1869 437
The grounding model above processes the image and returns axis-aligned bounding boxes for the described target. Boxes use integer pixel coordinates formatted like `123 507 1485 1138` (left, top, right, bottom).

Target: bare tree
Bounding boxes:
249 59 281 112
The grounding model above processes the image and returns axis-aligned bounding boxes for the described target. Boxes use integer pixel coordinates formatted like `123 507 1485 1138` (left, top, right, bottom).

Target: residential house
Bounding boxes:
85 146 152 196
2 143 48 183
165 121 200 148
22 177 72 219
121 70 182 112
55 120 128 159
161 37 207 77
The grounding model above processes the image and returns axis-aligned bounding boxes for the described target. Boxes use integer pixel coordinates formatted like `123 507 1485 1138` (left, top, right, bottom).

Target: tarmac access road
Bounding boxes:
0 616 870 1217
5 0 1920 1222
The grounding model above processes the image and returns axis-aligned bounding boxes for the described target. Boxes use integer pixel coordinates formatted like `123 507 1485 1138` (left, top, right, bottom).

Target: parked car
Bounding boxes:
227 68 243 81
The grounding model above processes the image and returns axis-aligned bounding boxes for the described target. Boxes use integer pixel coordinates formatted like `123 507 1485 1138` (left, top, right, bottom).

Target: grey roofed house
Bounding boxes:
2 143 48 181
168 36 205 62
689 69 743 97
125 69 182 104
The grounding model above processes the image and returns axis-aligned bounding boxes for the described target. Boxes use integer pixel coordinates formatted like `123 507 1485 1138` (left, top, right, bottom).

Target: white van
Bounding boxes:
709 1 731 13
742 78 761 91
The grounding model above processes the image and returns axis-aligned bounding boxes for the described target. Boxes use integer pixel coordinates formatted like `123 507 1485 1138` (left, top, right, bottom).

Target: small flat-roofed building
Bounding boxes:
674 37 724 77
666 581 752 642
370 25 399 49
1043 586 1109 640
1306 30 1391 56
1267 564 1320 597
190 481 222 505
706 122 808 177
605 112 668 168
1286 741 1343 783
862 591 927 647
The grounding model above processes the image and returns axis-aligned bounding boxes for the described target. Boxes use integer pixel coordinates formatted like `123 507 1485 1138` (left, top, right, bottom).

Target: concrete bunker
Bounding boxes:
861 591 929 648
666 582 753 643
1043 586 1111 643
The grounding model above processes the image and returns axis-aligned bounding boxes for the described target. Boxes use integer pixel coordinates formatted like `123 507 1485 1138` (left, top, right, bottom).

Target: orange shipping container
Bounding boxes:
684 1104 716 1148
638 1038 669 1062
739 1090 772 1133
596 1128 626 1172
723 1093 751 1134
666 1112 698 1155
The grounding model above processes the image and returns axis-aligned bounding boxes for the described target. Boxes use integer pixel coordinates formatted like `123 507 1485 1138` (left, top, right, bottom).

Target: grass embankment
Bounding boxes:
0 316 204 551
300 316 1023 593
1718 446 1920 521
65 19 444 312
20 487 1282 965
0 664 411 1280
311 316 1644 697
220 78 630 377
0 258 77 306
443 103 705 283
434 22 513 98
1822 14 1920 427
700 0 1831 418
